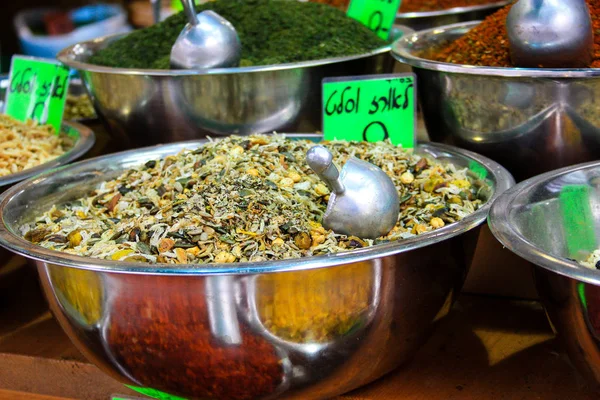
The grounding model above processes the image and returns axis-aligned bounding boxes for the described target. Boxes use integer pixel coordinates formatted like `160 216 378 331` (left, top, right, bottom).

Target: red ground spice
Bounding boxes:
400 0 503 13
431 0 600 68
307 0 499 13
105 275 284 400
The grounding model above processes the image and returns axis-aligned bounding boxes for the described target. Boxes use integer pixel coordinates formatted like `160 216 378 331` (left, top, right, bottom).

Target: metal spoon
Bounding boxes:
150 0 161 24
306 145 399 239
506 0 594 68
170 0 241 69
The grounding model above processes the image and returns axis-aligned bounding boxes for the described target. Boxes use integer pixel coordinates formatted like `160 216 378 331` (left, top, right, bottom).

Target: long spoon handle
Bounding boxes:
180 0 199 26
150 0 161 24
307 145 345 195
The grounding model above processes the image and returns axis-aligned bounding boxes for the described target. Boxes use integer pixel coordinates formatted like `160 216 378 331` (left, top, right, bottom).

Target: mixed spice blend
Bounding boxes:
89 0 386 69
22 134 488 266
431 0 600 68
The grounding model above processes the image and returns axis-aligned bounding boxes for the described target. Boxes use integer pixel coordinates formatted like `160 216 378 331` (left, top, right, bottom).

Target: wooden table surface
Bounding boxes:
0 255 596 400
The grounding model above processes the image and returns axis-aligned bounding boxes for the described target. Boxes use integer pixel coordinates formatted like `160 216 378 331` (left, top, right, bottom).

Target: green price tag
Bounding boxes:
559 185 597 258
346 0 402 40
126 385 187 400
322 73 415 148
4 55 70 132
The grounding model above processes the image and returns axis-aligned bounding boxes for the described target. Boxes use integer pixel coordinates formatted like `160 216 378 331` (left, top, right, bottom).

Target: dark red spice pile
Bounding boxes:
106 275 283 400
307 0 499 13
432 0 600 68
401 0 503 13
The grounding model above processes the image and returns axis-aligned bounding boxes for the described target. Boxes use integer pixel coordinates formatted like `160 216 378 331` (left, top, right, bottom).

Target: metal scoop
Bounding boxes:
170 0 241 69
306 145 399 239
506 0 594 68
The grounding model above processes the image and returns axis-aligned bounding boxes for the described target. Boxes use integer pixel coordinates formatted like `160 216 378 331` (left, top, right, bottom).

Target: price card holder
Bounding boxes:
4 55 70 132
347 0 402 40
322 73 416 149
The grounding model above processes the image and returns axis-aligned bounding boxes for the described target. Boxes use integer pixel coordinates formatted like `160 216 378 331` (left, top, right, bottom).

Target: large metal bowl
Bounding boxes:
393 21 600 182
56 29 406 150
395 1 510 31
489 162 600 392
0 134 513 399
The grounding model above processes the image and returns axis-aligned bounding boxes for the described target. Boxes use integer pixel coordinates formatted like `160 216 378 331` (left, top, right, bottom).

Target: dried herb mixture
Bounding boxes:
22 134 487 265
89 0 386 69
431 0 600 68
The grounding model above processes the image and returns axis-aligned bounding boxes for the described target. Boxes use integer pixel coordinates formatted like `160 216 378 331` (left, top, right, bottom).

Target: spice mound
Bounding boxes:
430 0 600 68
22 134 487 265
308 0 501 13
88 0 386 69
0 115 67 178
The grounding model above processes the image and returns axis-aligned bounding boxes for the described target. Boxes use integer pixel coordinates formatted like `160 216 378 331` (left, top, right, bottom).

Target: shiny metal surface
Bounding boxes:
170 1 241 69
307 145 399 239
58 32 400 150
395 1 510 31
0 135 513 400
488 161 600 391
393 21 600 182
507 0 594 68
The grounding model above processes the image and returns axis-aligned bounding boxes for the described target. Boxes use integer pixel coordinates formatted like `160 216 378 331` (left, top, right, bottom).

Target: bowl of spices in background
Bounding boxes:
0 133 513 399
58 0 408 151
0 116 94 297
392 0 600 183
305 0 511 31
489 161 600 392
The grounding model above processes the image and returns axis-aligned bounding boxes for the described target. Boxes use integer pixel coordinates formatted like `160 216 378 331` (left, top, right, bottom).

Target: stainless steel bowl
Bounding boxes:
0 121 95 190
395 1 510 31
57 29 407 150
0 134 513 399
489 161 600 392
392 21 600 182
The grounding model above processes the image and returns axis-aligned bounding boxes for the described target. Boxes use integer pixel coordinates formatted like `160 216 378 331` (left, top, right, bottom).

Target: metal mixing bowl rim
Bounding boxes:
0 135 514 276
392 21 600 78
396 0 510 19
57 30 399 76
489 160 600 286
0 121 95 188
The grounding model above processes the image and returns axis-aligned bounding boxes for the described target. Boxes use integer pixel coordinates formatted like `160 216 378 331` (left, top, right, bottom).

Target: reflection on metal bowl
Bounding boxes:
57 30 407 150
489 161 600 392
393 21 600 182
395 1 510 31
0 135 513 399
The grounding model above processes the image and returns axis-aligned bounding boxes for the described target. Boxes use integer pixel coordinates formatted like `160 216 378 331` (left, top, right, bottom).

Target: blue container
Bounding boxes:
14 4 131 59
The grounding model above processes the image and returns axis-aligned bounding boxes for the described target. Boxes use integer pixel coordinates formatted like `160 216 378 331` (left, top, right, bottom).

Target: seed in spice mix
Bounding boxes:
21 134 489 266
89 0 386 69
430 0 600 68
106 274 284 400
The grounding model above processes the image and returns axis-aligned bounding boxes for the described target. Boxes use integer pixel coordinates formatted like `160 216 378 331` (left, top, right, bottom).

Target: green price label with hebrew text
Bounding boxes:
322 73 415 148
4 55 70 132
347 0 402 40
